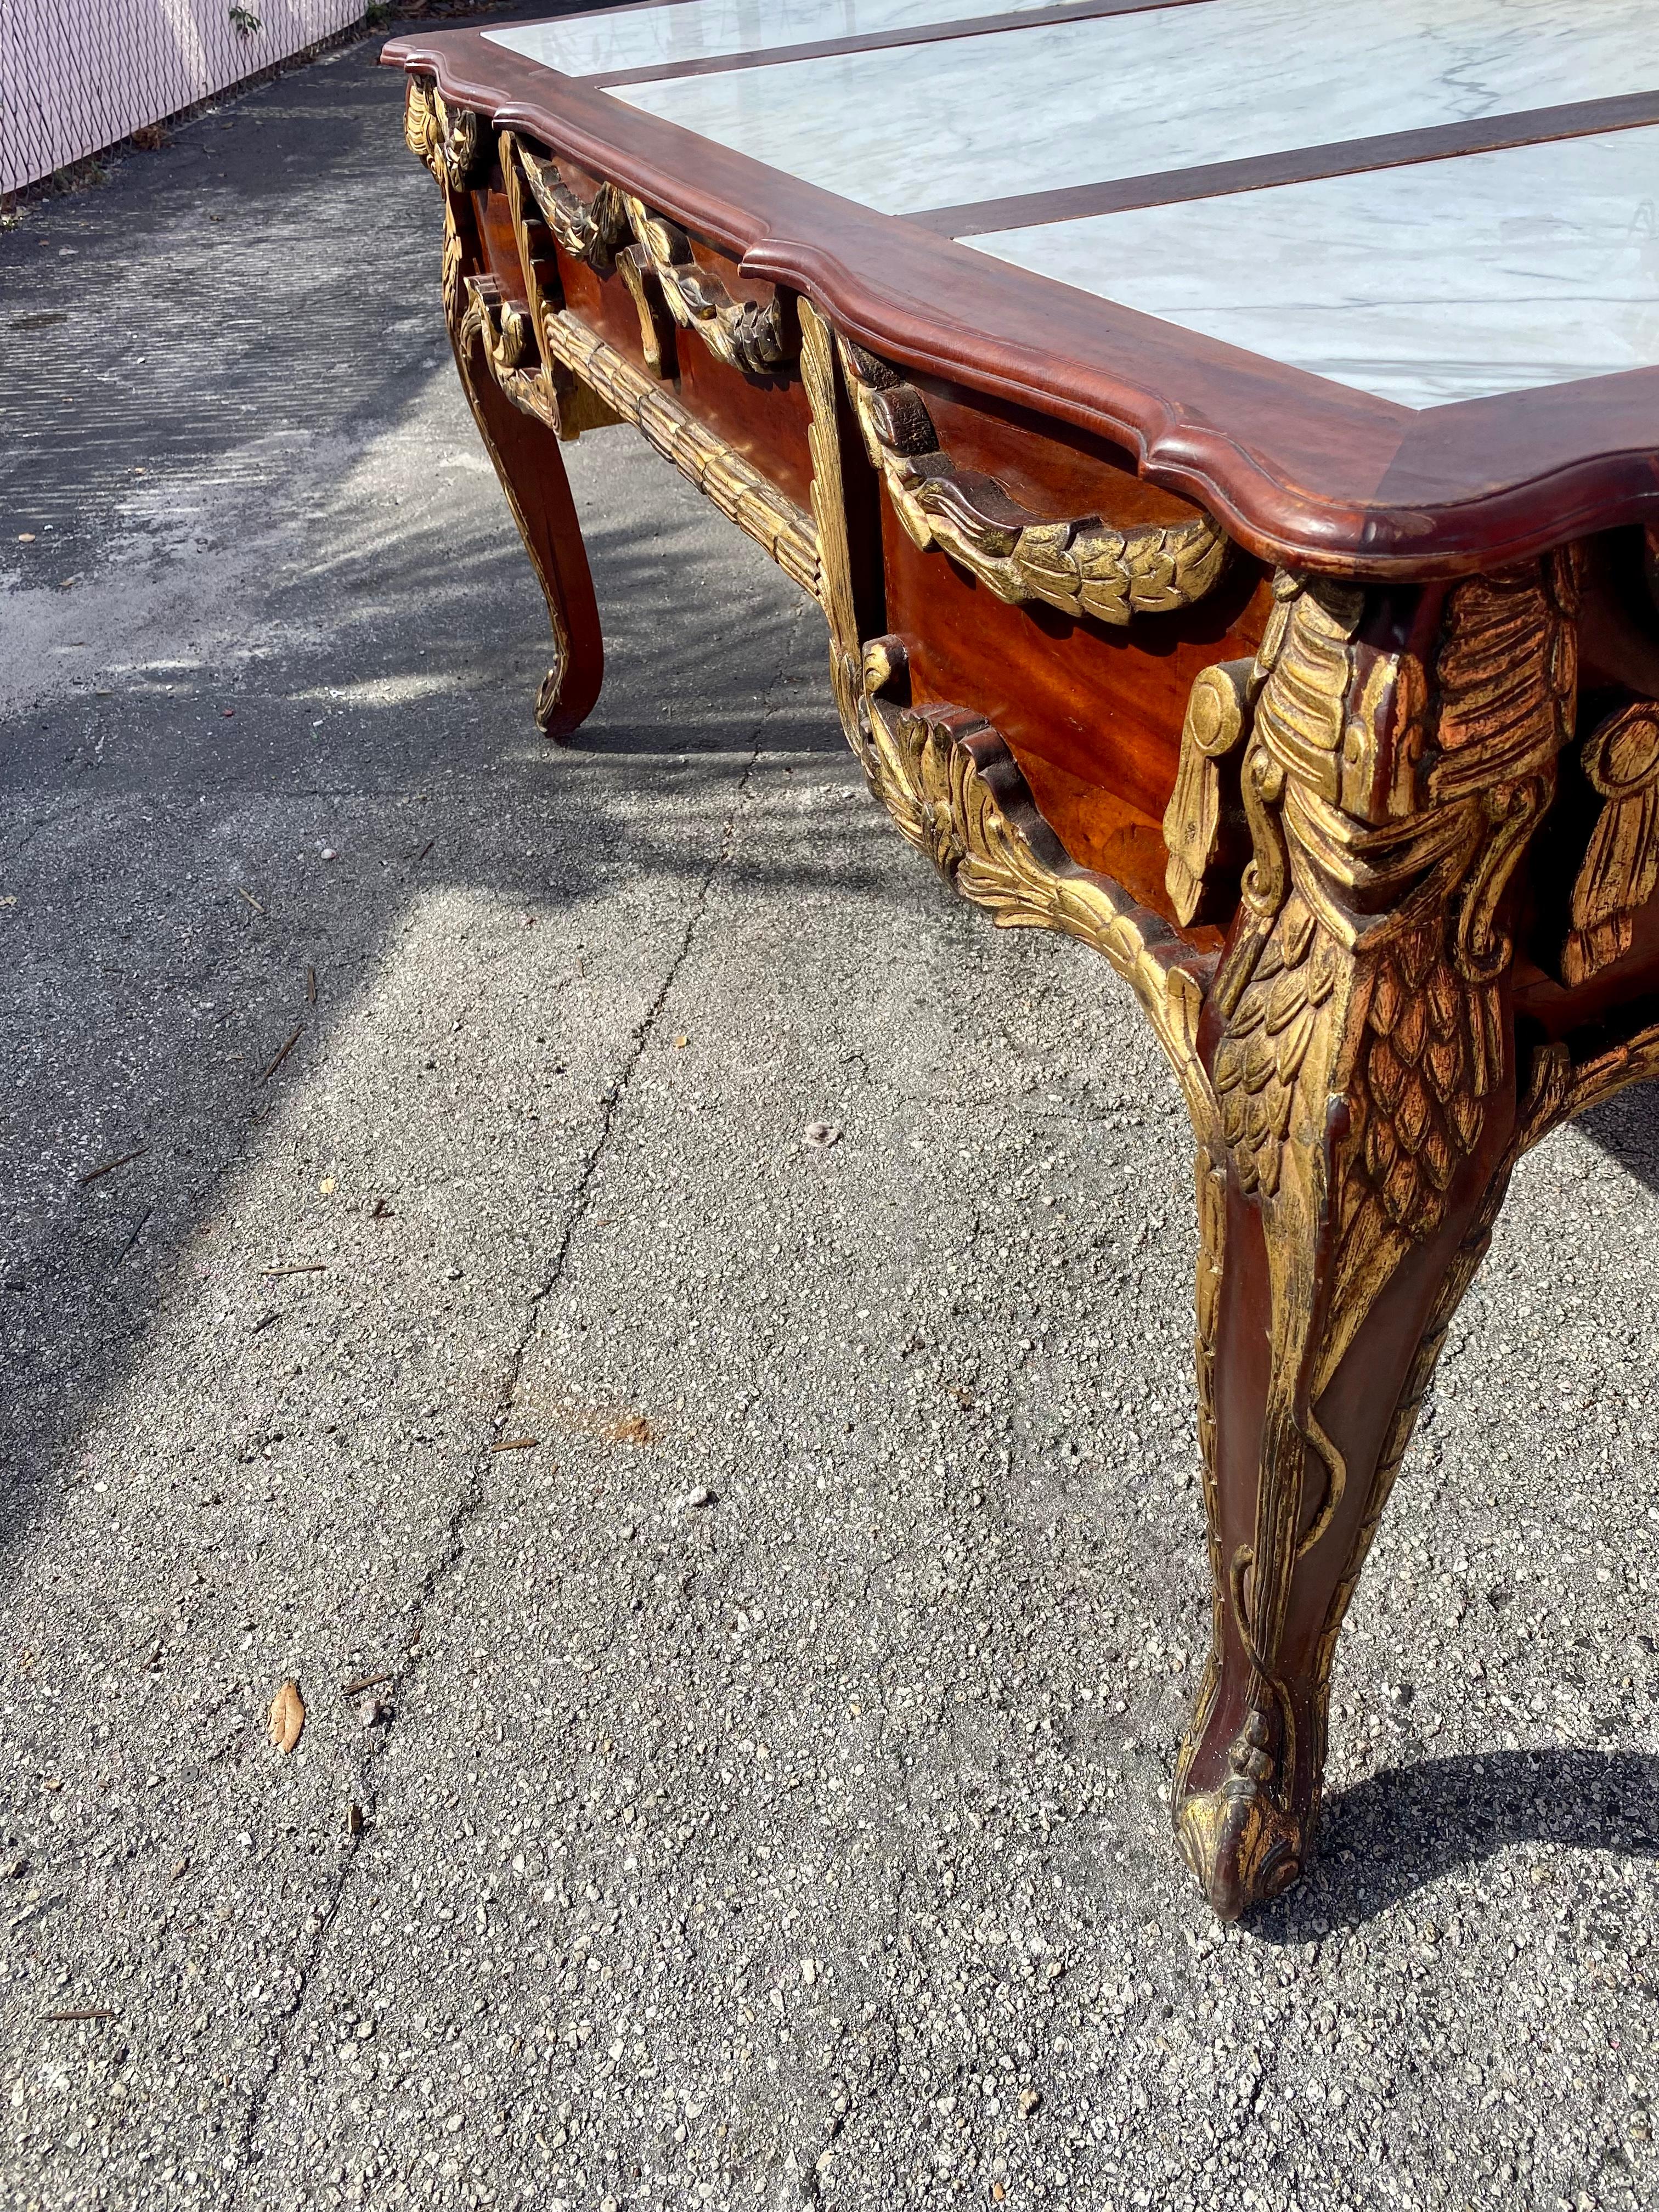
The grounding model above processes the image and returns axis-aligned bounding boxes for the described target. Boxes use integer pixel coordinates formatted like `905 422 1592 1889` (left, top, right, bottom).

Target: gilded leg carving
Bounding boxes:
409 85 605 740
1171 557 1581 1917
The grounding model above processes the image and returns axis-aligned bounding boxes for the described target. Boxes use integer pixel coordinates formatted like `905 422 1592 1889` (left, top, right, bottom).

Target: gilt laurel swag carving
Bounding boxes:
622 200 795 376
539 302 820 598
516 143 633 272
514 145 794 376
838 337 1229 628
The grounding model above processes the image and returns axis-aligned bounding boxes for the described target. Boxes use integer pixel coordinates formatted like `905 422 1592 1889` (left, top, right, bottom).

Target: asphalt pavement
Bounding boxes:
4 19 1659 2212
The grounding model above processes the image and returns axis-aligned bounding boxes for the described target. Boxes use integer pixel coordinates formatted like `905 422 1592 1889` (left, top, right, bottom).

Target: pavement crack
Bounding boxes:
224 663 786 2191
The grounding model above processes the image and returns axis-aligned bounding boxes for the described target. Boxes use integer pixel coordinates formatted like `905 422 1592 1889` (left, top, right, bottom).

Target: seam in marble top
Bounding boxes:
571 0 1216 91
911 86 1659 234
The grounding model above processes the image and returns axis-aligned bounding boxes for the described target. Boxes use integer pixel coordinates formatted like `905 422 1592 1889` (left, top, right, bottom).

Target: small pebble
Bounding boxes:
1018 2088 1042 2118
802 1121 841 1149
680 1486 716 1511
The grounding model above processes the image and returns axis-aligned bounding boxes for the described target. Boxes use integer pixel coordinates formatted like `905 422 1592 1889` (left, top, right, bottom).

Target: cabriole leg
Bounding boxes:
1169 556 1581 1917
409 79 606 740
451 324 605 740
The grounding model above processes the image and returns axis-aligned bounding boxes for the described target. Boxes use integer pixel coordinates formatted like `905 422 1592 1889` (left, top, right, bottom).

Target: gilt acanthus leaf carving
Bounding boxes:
404 76 488 193
513 146 793 376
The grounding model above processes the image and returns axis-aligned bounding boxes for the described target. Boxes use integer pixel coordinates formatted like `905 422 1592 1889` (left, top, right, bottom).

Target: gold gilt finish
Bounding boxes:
537 298 820 597
514 143 794 377
838 336 1229 627
1563 701 1659 984
1163 658 1255 926
516 143 633 272
798 299 865 738
405 74 488 192
493 128 822 597
401 81 1659 1918
1172 555 1581 1916
622 199 797 376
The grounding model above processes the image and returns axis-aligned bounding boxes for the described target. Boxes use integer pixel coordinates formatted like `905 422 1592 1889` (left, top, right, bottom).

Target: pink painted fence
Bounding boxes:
1 0 367 196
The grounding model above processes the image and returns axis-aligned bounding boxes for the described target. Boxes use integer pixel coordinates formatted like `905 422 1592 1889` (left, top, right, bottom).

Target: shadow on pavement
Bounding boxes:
1254 1746 1659 1936
1579 1081 1659 1198
0 19 850 1592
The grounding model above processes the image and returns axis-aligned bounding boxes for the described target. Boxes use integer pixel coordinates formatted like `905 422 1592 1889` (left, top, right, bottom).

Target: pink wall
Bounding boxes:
1 0 366 196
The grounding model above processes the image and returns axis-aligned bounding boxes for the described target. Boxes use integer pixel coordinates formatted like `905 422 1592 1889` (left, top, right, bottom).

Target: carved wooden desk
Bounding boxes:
383 0 1659 1919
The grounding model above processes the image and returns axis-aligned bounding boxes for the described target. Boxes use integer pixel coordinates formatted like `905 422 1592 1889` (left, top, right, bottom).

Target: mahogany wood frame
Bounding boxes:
386 25 1659 1920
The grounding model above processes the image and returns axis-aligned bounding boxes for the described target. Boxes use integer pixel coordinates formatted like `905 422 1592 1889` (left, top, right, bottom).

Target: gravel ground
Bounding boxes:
4 20 1659 2212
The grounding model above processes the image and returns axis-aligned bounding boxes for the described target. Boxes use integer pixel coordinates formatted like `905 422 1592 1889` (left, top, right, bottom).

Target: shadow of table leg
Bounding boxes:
1245 1747 1659 1934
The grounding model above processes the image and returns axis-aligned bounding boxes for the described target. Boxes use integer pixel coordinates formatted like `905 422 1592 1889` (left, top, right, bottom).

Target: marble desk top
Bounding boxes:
482 0 1659 414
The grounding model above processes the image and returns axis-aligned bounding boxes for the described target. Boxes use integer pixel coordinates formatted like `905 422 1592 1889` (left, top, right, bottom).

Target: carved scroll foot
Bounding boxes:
1175 1712 1304 1920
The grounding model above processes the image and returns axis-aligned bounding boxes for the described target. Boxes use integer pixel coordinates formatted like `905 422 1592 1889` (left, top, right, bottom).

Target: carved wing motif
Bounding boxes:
1212 891 1339 1203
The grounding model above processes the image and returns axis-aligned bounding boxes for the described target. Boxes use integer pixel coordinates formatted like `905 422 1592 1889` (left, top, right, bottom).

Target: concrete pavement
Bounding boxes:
3 20 1659 2211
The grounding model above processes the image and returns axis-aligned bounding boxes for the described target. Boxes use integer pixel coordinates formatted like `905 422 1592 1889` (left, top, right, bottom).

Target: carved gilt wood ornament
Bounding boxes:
1563 700 1659 983
1169 559 1582 1913
839 337 1229 627
407 80 591 730
404 78 1659 1917
516 145 795 377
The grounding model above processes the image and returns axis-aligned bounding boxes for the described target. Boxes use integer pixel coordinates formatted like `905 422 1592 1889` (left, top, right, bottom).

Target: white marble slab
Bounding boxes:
612 0 1651 217
970 128 1659 409
486 0 1077 83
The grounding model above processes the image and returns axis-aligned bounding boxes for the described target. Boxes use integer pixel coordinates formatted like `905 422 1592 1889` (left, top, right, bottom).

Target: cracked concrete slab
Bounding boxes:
4 16 1659 2212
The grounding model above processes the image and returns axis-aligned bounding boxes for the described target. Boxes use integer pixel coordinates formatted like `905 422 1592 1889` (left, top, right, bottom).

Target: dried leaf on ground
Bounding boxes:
268 1680 304 1754
258 1024 303 1085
